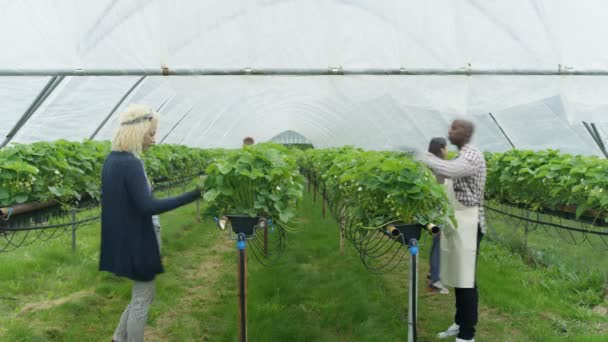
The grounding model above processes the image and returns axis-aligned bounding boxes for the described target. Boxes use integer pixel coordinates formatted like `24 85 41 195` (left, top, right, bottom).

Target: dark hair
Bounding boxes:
243 136 254 145
428 137 447 157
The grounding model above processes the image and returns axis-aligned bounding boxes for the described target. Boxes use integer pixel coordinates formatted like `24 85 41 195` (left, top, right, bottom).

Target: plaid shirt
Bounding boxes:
421 145 487 234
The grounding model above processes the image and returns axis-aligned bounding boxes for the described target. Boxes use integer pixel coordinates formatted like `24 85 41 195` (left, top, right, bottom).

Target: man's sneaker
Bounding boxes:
455 339 474 342
437 323 460 339
429 281 449 294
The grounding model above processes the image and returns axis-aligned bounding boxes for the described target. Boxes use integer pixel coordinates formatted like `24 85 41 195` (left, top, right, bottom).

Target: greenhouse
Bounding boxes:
1 1 608 341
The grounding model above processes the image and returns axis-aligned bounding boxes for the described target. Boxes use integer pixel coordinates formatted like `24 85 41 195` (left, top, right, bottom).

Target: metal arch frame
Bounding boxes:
159 105 194 144
488 112 516 149
1 76 65 148
583 121 608 159
89 76 147 140
3 66 608 149
3 67 608 76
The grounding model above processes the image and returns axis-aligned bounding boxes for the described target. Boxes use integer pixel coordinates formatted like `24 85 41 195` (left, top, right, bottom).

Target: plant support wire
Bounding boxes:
0 176 198 253
485 202 608 249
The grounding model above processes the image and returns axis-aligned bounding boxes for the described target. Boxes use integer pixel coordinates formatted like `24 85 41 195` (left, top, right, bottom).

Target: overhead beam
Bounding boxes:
3 67 608 77
1 76 65 148
89 76 146 140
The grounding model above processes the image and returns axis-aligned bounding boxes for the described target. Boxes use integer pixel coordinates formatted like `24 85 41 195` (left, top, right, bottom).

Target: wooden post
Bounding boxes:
313 177 317 203
196 198 201 222
340 226 345 256
237 234 247 342
71 208 76 252
322 186 326 218
263 225 269 257
307 172 311 193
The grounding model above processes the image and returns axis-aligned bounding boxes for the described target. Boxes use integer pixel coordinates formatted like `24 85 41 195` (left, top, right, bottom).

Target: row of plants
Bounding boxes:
485 149 608 220
299 147 454 231
300 146 608 226
0 140 217 207
202 143 305 227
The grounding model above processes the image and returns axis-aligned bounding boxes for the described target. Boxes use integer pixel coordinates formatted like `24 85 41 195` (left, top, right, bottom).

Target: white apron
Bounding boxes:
439 179 479 288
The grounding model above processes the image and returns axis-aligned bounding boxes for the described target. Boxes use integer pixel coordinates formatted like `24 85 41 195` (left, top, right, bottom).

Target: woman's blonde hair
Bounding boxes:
111 104 159 154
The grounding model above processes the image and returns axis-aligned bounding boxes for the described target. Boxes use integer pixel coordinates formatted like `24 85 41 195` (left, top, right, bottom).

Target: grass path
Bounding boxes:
1 192 607 341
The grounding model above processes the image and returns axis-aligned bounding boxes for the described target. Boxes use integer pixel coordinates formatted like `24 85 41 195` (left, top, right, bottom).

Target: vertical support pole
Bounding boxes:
523 210 530 259
196 198 201 222
307 172 311 193
322 186 326 218
71 209 77 252
408 239 418 342
237 233 247 342
313 174 317 203
264 225 269 257
339 226 345 256
488 112 516 149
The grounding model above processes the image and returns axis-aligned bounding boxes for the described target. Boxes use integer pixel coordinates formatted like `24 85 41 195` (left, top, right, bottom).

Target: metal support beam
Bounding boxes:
3 67 608 77
488 112 516 149
156 97 172 112
159 106 194 144
583 121 608 158
89 76 146 140
1 76 64 148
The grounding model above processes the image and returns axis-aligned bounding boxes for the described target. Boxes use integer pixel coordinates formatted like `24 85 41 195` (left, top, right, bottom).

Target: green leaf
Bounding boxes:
14 194 29 204
575 203 591 219
218 163 233 175
1 161 38 174
203 189 220 201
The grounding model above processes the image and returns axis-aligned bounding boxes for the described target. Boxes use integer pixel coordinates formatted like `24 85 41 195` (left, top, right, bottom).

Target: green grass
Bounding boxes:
0 192 607 341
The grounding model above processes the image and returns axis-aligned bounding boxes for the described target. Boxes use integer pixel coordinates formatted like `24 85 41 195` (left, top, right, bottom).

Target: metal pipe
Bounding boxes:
89 76 146 140
590 123 608 159
1 76 64 148
488 112 516 149
583 121 608 158
237 233 248 342
159 106 194 144
408 238 418 342
4 67 608 77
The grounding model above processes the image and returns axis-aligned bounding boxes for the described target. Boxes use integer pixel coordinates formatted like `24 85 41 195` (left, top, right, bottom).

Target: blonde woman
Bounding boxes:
99 104 201 342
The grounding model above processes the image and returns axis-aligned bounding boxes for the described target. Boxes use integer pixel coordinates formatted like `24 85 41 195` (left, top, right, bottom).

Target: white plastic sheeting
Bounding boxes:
1 0 608 155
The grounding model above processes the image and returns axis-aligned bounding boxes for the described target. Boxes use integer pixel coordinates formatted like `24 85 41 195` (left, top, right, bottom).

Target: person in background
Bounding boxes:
243 136 255 146
100 104 202 342
427 137 449 295
418 120 486 342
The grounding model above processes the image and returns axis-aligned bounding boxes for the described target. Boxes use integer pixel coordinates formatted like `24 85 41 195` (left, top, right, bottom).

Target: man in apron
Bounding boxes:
418 120 486 342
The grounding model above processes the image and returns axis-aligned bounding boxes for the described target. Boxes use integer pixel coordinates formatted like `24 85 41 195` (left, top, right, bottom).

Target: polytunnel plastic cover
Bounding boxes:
0 0 607 155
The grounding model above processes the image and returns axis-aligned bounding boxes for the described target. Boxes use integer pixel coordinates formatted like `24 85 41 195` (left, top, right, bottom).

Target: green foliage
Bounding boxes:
0 140 110 206
485 149 608 219
0 141 215 207
143 144 219 184
301 147 454 229
203 143 305 224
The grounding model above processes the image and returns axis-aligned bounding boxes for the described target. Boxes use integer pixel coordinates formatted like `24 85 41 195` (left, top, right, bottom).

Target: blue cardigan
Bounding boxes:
99 151 200 281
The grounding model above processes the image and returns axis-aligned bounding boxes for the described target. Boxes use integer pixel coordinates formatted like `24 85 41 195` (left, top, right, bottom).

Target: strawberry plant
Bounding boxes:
203 143 305 226
485 149 608 220
302 147 454 231
0 140 216 207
